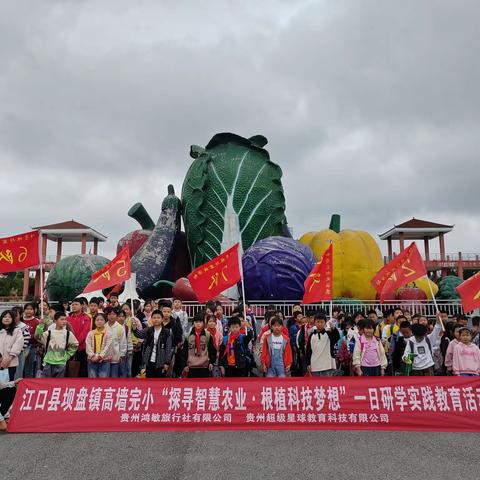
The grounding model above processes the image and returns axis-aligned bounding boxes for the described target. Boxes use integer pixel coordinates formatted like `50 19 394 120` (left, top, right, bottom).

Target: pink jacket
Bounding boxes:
0 327 25 367
452 342 480 375
444 339 459 370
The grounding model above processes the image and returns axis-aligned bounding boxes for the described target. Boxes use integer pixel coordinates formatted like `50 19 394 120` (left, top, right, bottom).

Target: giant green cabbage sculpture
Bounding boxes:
182 132 289 269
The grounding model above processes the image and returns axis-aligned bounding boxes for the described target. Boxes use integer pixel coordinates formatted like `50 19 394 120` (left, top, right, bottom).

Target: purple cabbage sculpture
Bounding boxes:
242 236 317 300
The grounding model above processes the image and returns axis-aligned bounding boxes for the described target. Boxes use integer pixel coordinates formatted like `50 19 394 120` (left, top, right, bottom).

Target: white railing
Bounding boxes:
180 300 464 319
1 300 465 319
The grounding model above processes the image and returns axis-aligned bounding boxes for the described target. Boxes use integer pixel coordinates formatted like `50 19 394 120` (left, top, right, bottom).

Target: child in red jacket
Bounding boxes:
261 317 293 377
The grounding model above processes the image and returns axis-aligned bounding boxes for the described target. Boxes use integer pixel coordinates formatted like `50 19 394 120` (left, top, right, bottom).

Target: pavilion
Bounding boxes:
379 218 480 279
23 220 107 299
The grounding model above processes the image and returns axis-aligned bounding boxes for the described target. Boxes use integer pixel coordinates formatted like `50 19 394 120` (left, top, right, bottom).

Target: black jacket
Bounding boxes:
135 326 174 368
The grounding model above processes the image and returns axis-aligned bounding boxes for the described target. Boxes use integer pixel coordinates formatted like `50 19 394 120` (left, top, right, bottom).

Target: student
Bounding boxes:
457 314 469 328
289 311 304 377
39 312 79 378
205 314 223 377
0 377 21 431
86 313 113 378
352 319 387 376
117 310 133 377
402 313 442 376
306 312 340 377
132 310 174 378
181 312 216 378
104 307 127 378
172 298 189 336
21 303 40 378
452 328 480 376
141 301 153 326
215 303 229 336
68 298 92 377
392 321 412 375
0 310 24 380
297 309 317 362
12 307 30 381
244 302 258 345
160 301 183 347
261 316 293 377
336 317 354 376
108 293 120 308
444 324 463 374
97 297 105 313
88 298 100 326
472 317 480 348
219 316 253 377
121 303 143 378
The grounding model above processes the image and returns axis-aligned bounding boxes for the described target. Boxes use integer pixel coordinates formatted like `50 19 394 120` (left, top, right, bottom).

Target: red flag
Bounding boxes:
302 244 333 304
371 242 427 303
188 244 241 303
83 246 131 294
456 272 480 314
0 231 40 274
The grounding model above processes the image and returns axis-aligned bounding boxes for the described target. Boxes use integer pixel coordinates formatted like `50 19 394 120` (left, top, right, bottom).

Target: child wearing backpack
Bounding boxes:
402 313 442 376
86 313 113 378
306 312 340 377
261 316 293 377
39 311 79 378
352 319 387 376
452 327 480 376
181 312 216 378
219 316 253 377
206 314 223 377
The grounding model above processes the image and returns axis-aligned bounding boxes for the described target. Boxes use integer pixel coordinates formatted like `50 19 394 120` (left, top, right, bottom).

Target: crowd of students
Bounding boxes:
1 296 479 430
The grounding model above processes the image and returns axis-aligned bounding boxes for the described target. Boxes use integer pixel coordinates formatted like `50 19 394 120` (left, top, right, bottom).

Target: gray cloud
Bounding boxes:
0 0 479 262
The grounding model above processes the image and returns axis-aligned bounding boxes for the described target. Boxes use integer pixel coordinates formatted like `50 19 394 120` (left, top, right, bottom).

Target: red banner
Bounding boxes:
456 271 480 314
7 377 480 433
187 244 241 303
83 246 131 293
371 242 427 302
0 231 40 274
303 244 333 304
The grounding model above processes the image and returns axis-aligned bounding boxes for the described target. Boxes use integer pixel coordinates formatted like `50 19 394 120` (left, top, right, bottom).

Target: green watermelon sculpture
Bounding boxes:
182 132 290 270
46 254 110 301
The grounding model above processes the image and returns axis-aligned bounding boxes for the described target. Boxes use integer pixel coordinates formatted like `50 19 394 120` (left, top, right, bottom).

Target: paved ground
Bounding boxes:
0 430 476 480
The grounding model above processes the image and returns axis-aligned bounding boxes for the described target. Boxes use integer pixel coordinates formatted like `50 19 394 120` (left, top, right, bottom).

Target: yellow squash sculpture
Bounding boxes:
299 214 384 300
300 215 438 300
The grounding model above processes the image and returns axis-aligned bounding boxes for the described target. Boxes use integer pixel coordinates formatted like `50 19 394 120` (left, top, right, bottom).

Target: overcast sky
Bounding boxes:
1 0 479 262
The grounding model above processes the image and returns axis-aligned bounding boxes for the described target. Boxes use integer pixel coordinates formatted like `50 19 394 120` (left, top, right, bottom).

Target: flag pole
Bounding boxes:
129 274 136 320
425 275 444 331
39 231 44 322
239 246 248 323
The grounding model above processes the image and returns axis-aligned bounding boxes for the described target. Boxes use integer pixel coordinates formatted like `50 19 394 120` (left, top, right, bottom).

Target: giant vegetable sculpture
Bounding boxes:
46 254 110 301
436 275 462 300
131 185 188 299
242 236 316 300
300 214 383 300
182 133 289 270
117 203 155 257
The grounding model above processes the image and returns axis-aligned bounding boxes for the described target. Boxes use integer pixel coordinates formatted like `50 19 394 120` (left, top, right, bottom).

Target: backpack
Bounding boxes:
409 337 432 358
223 334 249 369
42 329 71 366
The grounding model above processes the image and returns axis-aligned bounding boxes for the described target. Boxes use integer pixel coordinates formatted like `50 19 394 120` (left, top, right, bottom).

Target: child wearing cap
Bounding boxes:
452 327 480 376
